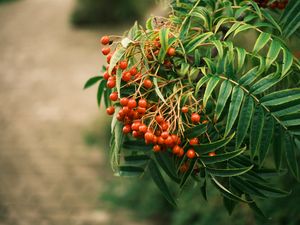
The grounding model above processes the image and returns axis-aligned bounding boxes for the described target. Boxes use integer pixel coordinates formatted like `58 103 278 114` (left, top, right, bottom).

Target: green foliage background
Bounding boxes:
71 0 155 26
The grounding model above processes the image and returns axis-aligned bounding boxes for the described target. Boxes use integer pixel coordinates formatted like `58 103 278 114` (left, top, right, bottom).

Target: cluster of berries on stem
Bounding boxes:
99 34 216 170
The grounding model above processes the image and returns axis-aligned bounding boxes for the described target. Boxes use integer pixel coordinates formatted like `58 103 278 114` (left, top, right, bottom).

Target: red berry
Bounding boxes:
167 47 176 56
101 36 110 45
178 148 185 157
103 72 110 80
138 99 147 108
130 67 138 76
161 122 169 131
120 98 129 106
106 106 115 115
181 106 188 113
137 107 146 114
209 152 216 157
164 136 174 146
132 130 140 138
109 92 118 101
107 78 116 89
123 124 131 134
139 124 148 133
171 134 179 144
155 115 164 124
128 98 137 109
145 132 154 142
131 121 141 131
122 72 131 82
157 136 165 145
122 106 130 114
143 79 153 89
153 145 161 152
161 131 169 139
119 60 128 70
189 137 199 146
172 145 181 155
107 53 113 64
187 149 196 159
102 47 110 55
191 113 201 124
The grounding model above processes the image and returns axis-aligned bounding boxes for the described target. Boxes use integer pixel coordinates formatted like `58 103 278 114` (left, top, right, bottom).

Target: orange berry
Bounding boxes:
122 124 131 134
119 60 128 70
101 36 110 45
138 99 147 108
189 138 199 146
120 97 129 106
145 132 154 142
106 106 115 115
187 149 196 159
181 106 188 113
156 115 164 124
191 113 201 124
172 145 181 155
209 152 216 157
143 79 153 89
109 92 118 101
128 98 137 109
102 47 111 55
139 124 148 133
153 145 161 152
167 47 176 56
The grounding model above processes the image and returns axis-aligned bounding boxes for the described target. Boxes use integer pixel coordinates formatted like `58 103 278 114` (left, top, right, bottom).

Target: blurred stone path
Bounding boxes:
0 0 149 224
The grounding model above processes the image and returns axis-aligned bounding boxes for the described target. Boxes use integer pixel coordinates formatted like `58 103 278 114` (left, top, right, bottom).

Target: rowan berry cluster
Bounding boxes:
253 0 289 9
100 35 215 162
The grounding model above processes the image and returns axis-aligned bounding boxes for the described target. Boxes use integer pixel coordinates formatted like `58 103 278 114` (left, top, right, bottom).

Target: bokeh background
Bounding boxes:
0 0 299 225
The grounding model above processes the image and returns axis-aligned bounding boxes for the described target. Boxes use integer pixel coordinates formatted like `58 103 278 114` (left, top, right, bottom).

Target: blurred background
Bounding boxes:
0 0 299 225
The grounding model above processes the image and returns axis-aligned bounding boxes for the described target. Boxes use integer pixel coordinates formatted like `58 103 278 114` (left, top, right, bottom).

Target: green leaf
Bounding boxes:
212 40 224 58
184 124 207 139
158 28 170 63
273 125 283 171
124 155 150 165
194 76 210 96
194 133 235 155
266 40 281 69
281 113 300 127
233 24 253 37
185 32 214 53
224 23 241 39
261 88 300 106
258 115 275 166
203 76 220 108
153 76 166 103
155 152 180 183
285 132 299 180
231 177 267 198
108 47 126 74
117 166 144 177
251 73 281 95
245 195 268 220
214 80 233 121
282 48 294 76
179 16 191 39
247 180 290 198
201 147 246 165
253 32 271 53
180 158 198 188
97 80 106 106
211 176 249 203
236 96 255 148
206 166 253 177
225 86 244 136
84 76 102 89
148 159 177 206
223 196 236 215
236 47 246 73
110 121 124 171
239 67 259 86
261 10 282 33
250 106 264 160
